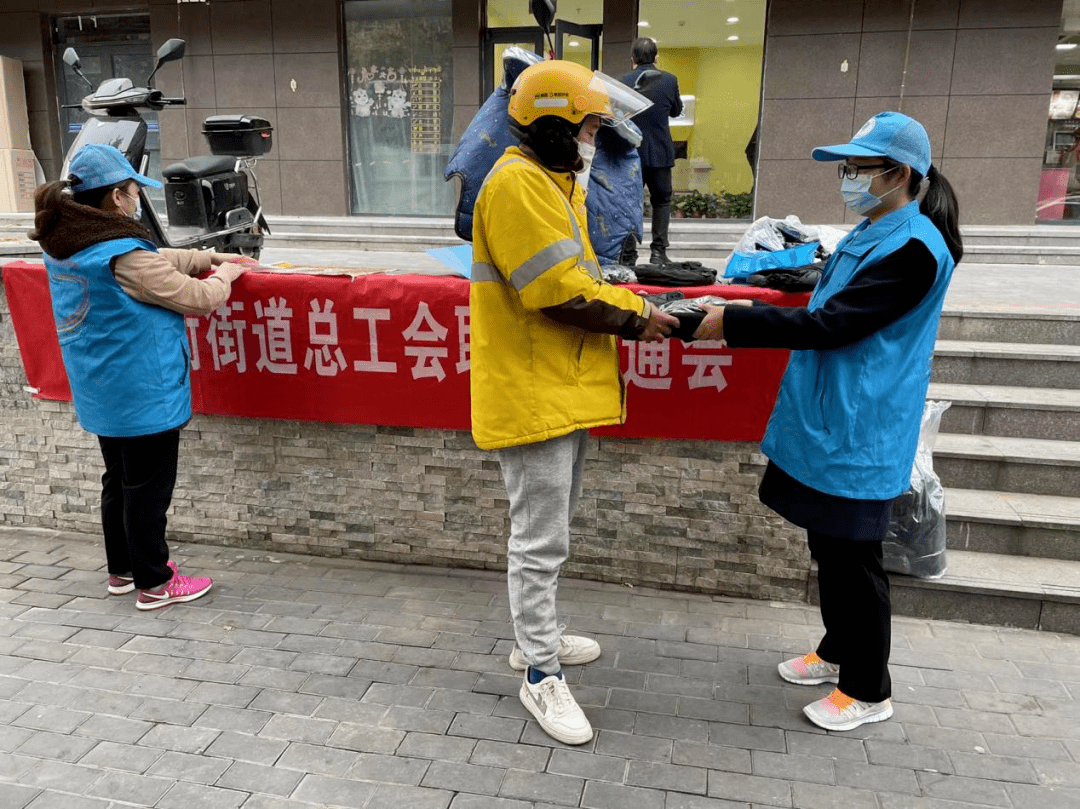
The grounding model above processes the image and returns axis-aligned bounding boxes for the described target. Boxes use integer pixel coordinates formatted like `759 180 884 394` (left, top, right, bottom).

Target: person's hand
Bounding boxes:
639 302 680 342
215 261 251 281
693 305 725 341
693 299 754 342
210 252 260 269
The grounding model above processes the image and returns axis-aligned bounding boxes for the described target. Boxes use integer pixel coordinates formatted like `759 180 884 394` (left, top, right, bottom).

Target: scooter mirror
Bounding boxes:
530 0 556 31
156 38 186 64
64 47 95 90
147 38 186 85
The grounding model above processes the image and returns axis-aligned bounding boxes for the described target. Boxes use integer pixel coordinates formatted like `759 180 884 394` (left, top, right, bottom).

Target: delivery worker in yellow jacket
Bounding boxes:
470 59 678 745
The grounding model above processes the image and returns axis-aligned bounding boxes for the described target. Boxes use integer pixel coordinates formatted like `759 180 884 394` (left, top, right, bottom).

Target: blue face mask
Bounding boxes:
840 166 900 215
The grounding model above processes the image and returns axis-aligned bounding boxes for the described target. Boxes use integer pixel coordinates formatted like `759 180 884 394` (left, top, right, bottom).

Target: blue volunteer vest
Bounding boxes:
45 238 192 438
761 201 956 500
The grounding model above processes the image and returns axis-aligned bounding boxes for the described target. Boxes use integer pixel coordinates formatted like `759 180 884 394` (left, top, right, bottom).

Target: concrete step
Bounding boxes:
929 382 1080 441
0 242 40 260
932 340 1080 389
263 231 461 251
938 310 1080 346
944 486 1080 562
934 434 1080 498
883 549 1080 634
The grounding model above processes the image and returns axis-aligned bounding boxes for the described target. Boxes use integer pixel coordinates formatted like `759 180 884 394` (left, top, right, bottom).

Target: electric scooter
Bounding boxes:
61 38 271 258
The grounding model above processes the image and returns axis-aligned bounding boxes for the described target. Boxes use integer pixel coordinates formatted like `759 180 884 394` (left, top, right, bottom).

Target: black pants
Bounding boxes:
808 531 891 703
98 430 179 591
642 166 673 252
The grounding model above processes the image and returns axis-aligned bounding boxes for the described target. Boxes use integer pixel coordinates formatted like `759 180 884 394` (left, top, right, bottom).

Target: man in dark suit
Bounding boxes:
620 37 683 265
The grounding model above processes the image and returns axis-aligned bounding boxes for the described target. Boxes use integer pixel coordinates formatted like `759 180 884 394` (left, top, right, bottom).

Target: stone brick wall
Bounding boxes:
0 281 810 603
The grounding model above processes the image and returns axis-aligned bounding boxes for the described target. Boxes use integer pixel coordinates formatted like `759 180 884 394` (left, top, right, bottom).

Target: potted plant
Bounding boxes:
680 189 709 218
722 191 753 219
704 191 726 218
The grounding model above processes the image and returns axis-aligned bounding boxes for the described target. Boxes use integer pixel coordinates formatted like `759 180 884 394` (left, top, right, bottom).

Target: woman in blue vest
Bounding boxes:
31 144 252 610
694 112 963 731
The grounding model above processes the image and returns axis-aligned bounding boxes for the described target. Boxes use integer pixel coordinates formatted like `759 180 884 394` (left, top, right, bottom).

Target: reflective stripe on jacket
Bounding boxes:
761 201 956 500
45 238 192 438
469 147 648 450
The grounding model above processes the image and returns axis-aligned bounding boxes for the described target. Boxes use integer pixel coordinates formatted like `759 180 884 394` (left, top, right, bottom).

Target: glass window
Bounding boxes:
1039 7 1080 222
343 0 455 215
637 0 766 209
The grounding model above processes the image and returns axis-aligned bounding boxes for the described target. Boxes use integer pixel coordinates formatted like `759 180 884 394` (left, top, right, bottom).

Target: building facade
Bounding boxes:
0 0 1067 224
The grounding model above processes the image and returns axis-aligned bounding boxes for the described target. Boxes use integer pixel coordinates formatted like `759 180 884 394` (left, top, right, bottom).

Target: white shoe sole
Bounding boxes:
108 582 135 595
508 641 602 671
803 701 893 732
136 582 212 611
518 682 593 745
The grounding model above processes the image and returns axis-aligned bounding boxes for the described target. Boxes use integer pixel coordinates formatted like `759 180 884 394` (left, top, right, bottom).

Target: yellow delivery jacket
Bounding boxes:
469 147 648 450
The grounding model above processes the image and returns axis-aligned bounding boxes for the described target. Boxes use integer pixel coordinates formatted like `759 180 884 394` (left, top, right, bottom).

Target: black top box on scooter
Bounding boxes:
202 115 273 157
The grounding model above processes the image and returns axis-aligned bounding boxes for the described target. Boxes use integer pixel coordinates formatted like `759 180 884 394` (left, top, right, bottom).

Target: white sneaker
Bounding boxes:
803 688 893 732
519 670 593 745
778 652 840 685
509 635 601 671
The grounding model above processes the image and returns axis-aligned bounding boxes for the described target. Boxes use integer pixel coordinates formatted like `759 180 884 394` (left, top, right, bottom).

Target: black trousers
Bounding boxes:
808 531 892 703
642 166 673 251
98 430 179 591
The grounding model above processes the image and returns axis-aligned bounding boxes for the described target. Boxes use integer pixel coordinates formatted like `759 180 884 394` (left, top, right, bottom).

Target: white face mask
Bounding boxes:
577 141 597 190
119 189 142 222
840 166 900 215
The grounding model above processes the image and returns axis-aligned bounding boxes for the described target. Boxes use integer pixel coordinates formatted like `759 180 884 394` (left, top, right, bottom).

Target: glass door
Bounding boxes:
554 21 601 71
482 27 545 98
53 14 161 213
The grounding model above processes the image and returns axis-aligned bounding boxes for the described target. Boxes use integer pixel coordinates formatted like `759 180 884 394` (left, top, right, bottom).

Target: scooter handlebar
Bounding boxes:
161 97 186 106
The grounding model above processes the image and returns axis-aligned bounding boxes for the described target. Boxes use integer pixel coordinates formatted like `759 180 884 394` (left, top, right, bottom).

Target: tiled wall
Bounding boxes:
149 0 347 217
756 0 1062 225
0 283 810 604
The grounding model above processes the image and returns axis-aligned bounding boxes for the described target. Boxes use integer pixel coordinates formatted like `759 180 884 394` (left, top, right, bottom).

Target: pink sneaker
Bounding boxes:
108 560 178 596
136 568 212 611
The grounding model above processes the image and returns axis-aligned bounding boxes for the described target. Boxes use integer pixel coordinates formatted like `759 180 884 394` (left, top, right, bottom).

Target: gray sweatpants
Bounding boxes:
497 429 588 675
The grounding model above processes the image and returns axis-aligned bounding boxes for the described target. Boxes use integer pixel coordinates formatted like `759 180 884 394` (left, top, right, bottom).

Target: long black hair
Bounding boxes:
882 158 963 263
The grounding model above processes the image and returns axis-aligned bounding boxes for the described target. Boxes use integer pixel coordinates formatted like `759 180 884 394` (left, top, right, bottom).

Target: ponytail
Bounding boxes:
921 165 963 264
28 180 71 242
29 177 125 242
883 159 964 264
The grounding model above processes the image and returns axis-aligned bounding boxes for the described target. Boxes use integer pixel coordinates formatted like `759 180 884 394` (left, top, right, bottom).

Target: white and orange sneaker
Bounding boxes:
803 688 893 731
136 568 212 611
778 651 840 685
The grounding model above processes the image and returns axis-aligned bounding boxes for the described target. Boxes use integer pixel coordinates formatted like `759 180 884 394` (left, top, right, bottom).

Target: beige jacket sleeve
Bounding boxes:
111 249 244 316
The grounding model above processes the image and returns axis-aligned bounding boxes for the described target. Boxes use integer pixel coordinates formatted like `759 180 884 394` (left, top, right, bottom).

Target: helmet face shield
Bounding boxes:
589 72 652 125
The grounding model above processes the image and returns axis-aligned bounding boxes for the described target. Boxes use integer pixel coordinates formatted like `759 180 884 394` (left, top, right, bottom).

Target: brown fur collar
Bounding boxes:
33 197 156 260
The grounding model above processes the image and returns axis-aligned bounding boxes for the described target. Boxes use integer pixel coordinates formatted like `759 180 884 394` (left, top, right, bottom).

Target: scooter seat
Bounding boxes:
162 155 237 180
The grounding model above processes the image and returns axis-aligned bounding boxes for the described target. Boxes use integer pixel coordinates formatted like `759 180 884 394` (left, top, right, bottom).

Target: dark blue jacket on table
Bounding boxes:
618 64 683 168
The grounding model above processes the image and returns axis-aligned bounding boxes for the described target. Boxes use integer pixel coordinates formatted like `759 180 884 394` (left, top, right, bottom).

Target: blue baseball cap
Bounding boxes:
68 143 162 193
811 111 932 177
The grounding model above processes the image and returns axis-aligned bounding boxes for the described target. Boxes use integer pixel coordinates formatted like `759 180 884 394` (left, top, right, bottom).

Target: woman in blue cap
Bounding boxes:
30 143 253 610
694 111 963 731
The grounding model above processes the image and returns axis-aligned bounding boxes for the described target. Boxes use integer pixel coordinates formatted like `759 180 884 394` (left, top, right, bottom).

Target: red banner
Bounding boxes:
2 262 807 441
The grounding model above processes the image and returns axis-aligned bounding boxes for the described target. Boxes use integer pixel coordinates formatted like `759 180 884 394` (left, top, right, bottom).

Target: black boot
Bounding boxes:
649 247 670 265
650 201 671 264
619 233 639 267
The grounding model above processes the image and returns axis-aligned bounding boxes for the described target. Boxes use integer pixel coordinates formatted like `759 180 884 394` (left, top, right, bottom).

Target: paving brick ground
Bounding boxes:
1 525 1078 809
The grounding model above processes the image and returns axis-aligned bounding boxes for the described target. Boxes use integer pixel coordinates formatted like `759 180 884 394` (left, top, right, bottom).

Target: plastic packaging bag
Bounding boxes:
883 400 951 579
723 215 847 280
